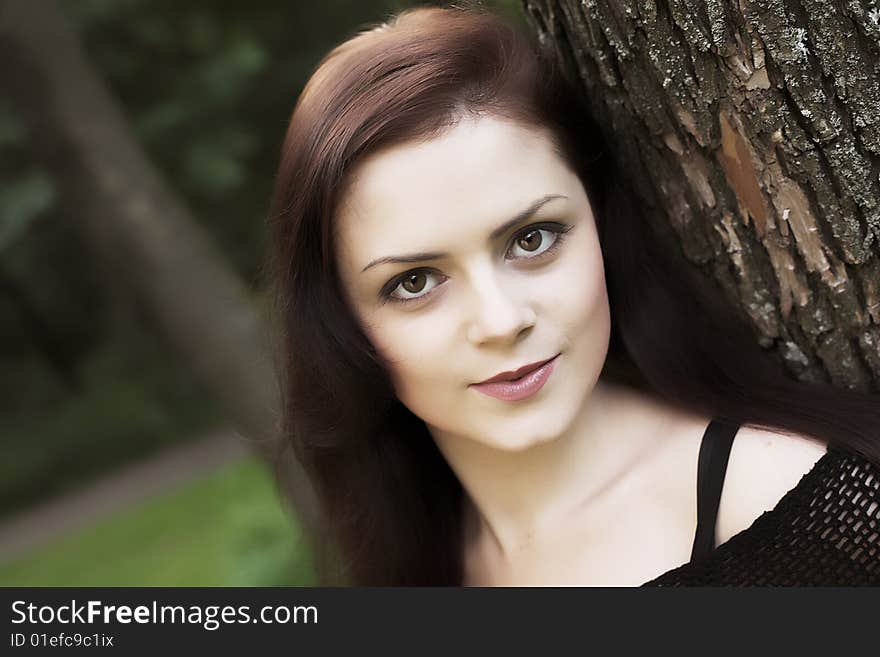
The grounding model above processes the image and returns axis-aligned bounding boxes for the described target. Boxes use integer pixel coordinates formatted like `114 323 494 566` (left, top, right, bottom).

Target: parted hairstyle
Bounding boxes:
264 4 880 585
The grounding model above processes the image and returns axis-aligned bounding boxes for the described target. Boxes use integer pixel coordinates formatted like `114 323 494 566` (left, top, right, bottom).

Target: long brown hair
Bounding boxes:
264 4 880 585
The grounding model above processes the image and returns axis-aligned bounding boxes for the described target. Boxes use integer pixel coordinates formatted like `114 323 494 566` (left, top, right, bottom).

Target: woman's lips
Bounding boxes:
469 354 559 402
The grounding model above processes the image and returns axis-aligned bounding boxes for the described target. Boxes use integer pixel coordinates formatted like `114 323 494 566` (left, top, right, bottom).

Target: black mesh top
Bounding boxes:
641 419 880 586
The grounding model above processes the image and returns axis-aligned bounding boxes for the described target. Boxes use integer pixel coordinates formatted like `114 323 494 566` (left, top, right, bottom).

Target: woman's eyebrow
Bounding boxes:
360 193 568 273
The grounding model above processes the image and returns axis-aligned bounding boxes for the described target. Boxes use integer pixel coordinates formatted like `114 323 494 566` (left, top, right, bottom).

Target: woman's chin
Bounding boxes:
486 428 562 453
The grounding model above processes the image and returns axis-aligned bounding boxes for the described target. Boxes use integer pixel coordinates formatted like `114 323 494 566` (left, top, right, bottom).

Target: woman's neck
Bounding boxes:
431 379 689 561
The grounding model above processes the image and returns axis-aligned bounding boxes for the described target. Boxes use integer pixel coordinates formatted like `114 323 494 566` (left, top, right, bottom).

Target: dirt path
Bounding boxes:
0 427 249 563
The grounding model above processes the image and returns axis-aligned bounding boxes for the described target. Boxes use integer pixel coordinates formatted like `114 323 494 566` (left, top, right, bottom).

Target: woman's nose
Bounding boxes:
466 275 536 345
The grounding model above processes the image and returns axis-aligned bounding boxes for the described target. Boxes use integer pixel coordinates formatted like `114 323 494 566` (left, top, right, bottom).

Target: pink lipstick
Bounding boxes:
469 354 559 402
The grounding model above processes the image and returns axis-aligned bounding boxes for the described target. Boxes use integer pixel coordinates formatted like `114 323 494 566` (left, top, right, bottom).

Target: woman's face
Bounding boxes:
334 115 611 451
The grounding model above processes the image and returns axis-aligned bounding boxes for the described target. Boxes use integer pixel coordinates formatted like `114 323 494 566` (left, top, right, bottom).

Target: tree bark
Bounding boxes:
0 0 318 531
523 0 880 392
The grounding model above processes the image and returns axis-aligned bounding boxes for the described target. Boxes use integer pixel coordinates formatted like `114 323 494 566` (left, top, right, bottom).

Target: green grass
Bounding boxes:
0 457 316 586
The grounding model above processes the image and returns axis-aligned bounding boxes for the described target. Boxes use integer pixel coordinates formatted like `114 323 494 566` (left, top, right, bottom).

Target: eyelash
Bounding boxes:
379 221 574 306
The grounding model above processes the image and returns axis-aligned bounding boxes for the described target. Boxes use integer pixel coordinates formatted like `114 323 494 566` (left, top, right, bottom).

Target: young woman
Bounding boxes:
264 5 880 586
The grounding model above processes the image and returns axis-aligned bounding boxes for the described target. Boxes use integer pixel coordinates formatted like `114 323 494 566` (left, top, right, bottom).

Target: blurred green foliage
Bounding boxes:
0 319 222 513
0 0 525 516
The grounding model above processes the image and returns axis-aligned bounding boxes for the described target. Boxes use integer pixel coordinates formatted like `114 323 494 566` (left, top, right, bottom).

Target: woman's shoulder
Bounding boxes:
716 424 829 545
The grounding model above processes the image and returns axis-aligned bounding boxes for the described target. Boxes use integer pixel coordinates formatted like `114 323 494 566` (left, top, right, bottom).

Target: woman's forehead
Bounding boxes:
335 116 578 262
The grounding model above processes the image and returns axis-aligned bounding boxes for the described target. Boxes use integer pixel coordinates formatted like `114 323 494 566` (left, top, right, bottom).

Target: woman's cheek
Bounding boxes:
365 321 423 392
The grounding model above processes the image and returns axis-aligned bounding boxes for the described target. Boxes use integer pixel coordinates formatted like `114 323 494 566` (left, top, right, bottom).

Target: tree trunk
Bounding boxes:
523 0 880 392
0 0 318 531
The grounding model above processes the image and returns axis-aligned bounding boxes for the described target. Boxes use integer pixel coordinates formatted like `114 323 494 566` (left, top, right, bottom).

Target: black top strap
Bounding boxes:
690 418 740 563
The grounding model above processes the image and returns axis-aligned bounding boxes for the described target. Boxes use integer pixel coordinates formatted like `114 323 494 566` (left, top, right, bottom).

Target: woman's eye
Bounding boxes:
507 227 561 260
383 270 446 304
380 222 572 306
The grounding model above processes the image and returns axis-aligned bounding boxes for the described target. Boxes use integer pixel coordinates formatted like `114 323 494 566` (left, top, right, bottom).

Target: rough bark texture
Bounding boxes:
0 0 318 531
523 0 880 392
